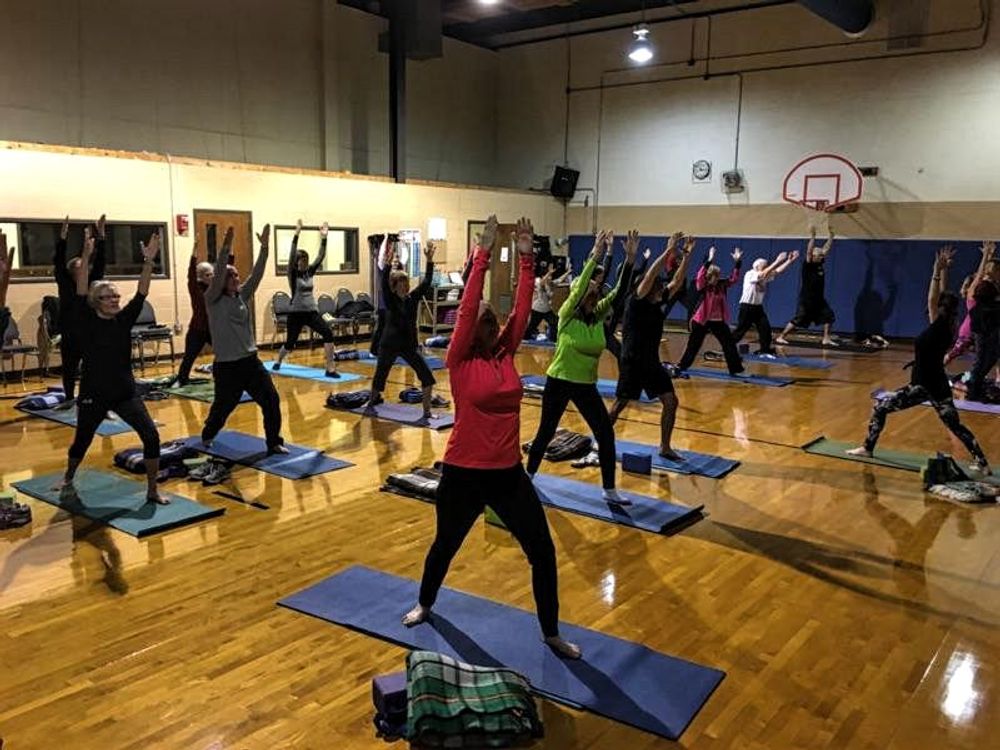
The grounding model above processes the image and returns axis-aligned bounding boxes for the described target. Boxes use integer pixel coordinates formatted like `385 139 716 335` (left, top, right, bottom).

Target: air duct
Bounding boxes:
797 0 874 36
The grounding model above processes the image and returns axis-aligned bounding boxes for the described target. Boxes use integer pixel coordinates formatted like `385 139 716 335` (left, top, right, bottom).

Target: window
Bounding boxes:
274 225 359 275
2 219 170 280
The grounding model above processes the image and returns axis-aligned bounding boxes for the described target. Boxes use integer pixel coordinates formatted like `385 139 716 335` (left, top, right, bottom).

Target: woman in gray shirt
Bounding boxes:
273 220 340 377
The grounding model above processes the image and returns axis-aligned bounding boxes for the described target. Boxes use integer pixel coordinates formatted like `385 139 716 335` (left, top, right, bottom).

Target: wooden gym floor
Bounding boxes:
0 333 998 750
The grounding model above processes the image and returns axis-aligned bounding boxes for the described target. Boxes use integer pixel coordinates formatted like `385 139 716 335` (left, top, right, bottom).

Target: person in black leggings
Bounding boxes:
53 215 106 406
175 244 215 386
848 247 990 474
57 231 166 505
363 240 438 421
966 266 1000 403
272 220 341 377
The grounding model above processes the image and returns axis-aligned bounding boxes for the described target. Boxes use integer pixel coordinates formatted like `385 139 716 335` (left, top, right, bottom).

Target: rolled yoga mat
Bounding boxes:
13 470 224 537
613 439 740 479
802 436 925 472
186 431 353 479
15 405 134 436
872 388 1000 416
356 352 446 370
278 565 725 741
330 401 455 430
261 362 365 385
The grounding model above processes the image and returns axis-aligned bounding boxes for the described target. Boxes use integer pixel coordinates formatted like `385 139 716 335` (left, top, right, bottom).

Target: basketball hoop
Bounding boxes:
784 154 862 211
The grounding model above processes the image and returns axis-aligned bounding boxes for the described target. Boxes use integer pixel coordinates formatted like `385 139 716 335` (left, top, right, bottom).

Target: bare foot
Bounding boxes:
659 449 684 462
846 447 872 457
545 636 582 659
147 493 171 505
774 337 790 346
602 488 631 506
268 444 290 455
402 604 430 627
822 339 839 347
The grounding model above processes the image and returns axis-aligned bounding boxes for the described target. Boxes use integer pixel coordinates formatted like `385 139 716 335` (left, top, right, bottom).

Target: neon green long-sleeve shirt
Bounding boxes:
546 257 620 384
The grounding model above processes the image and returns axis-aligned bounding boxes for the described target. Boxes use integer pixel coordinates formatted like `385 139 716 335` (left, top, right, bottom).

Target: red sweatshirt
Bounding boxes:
188 256 209 332
443 249 534 469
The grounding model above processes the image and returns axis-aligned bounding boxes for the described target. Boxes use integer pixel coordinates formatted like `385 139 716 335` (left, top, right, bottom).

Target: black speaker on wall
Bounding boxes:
550 166 579 200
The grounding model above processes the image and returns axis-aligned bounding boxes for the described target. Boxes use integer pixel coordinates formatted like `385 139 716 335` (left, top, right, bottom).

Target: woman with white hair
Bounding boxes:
674 246 746 376
58 232 166 504
175 244 216 386
731 251 799 356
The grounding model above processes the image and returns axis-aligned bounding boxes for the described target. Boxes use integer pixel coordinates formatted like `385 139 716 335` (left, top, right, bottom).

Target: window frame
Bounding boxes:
3 217 171 283
272 224 360 276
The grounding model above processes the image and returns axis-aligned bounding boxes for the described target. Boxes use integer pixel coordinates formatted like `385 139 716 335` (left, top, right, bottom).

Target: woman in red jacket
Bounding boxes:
401 214 581 659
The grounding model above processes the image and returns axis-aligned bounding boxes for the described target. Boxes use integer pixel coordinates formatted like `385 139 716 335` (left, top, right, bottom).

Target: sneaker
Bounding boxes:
202 461 231 486
430 394 450 408
969 460 992 476
570 450 600 468
271 361 282 371
325 370 341 379
602 488 631 506
188 461 215 481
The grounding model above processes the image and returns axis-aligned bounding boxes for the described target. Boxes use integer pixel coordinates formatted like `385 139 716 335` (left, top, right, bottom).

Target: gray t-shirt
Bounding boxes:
205 243 268 363
288 236 326 312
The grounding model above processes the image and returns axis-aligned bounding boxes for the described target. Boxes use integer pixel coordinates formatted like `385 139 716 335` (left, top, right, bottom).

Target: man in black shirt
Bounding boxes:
609 232 694 461
848 248 990 474
776 227 838 347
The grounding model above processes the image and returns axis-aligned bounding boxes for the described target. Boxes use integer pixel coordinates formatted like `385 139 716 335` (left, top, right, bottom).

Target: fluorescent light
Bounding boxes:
628 24 654 64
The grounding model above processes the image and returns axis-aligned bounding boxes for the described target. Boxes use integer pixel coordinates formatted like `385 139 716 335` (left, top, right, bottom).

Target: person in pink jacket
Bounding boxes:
673 246 746 376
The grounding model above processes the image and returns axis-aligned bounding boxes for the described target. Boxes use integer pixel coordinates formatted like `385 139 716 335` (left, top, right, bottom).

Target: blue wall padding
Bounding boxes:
567 235 984 338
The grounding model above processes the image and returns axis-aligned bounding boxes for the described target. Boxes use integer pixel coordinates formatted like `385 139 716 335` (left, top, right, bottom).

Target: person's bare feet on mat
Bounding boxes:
659 448 684 462
545 636 582 659
269 445 290 455
846 447 872 457
147 492 171 505
402 604 430 627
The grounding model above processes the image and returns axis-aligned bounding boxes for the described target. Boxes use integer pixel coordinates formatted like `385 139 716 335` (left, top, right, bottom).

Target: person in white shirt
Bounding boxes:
524 264 570 341
731 251 798 356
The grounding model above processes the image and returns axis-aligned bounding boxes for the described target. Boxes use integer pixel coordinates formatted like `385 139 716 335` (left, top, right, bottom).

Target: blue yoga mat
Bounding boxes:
871 388 1000 415
357 353 446 370
262 361 365 385
743 353 833 370
532 474 701 533
333 402 454 430
16 405 134 436
521 375 656 404
279 566 724 741
13 470 224 537
680 367 794 387
187 431 353 479
521 338 556 348
614 439 739 478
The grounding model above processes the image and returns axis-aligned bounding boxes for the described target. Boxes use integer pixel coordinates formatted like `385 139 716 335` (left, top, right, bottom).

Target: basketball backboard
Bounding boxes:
783 154 863 211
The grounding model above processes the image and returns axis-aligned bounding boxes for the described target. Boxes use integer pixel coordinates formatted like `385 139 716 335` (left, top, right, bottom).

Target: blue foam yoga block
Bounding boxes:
622 452 652 475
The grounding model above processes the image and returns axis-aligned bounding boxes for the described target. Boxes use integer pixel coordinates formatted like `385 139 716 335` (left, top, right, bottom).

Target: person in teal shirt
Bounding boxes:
526 230 625 504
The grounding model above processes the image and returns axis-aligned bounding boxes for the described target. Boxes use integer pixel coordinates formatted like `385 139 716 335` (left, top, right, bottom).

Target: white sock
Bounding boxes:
602 488 621 502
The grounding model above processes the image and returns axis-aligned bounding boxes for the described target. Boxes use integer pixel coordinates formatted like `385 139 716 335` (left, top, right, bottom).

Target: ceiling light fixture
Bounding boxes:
628 24 654 64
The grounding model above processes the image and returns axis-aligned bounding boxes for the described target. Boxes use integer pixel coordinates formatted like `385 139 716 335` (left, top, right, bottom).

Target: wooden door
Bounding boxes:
193 210 254 280
488 223 517 316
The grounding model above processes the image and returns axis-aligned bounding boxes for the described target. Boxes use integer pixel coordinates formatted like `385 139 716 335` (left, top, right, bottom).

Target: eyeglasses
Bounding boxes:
98 294 121 301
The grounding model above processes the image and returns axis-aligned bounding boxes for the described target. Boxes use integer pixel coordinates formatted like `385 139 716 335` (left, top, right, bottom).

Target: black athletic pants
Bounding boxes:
203 355 283 450
677 321 744 375
731 303 774 354
372 344 436 393
177 327 212 385
370 309 386 355
285 310 335 349
526 376 616 489
69 394 160 460
418 463 560 637
967 331 1000 402
524 310 558 341
604 320 622 363
60 334 82 400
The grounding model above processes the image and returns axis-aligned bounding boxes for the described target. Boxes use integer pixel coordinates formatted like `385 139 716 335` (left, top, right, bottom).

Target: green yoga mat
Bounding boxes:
802 437 926 472
166 381 252 405
13 470 225 537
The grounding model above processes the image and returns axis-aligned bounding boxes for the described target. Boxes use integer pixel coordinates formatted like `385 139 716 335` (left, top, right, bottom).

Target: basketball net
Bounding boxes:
802 202 831 236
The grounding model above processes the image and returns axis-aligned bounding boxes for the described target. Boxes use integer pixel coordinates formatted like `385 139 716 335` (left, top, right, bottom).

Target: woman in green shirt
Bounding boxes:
526 230 624 504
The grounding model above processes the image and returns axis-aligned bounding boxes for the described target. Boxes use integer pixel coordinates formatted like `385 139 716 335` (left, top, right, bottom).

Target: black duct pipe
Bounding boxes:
797 0 874 35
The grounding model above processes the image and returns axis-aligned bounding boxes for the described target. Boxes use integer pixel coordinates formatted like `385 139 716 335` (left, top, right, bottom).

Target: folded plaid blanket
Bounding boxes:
407 651 542 748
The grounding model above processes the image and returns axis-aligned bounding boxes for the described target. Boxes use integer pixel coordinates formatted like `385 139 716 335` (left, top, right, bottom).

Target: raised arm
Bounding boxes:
287 220 300 290
727 248 743 285
76 234 95 298
241 224 270 300
695 246 716 290
498 217 536 351
666 237 696 297
89 214 107 283
636 232 678 300
559 230 609 324
928 246 953 323
205 227 234 304
309 222 328 275
809 228 834 261
137 231 158 299
411 241 436 301
968 240 995 301
760 251 789 280
771 251 799 278
187 249 200 298
447 215 497 367
610 229 640 316
54 216 70 284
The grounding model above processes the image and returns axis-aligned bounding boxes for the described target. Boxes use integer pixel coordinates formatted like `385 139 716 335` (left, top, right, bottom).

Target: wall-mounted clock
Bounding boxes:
692 160 712 182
